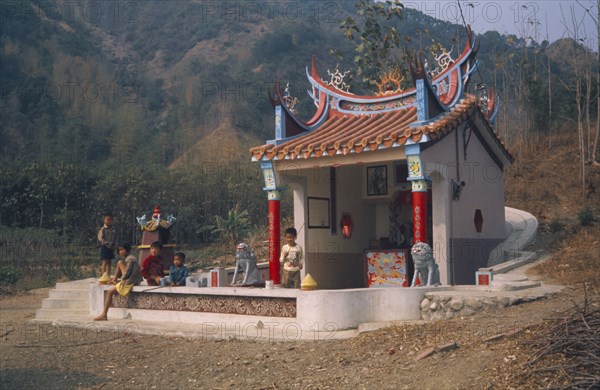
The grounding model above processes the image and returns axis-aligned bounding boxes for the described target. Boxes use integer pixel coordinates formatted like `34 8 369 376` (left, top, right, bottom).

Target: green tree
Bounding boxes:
338 0 405 87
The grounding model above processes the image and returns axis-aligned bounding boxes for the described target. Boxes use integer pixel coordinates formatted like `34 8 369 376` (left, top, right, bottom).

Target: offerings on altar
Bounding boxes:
136 205 176 270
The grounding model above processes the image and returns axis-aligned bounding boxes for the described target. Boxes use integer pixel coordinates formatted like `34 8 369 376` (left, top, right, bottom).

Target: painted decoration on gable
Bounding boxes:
407 155 422 178
261 161 277 190
274 105 283 139
365 250 408 287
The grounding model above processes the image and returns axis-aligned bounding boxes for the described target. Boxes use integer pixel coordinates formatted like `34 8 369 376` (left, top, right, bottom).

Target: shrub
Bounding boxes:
0 266 21 285
549 219 565 233
577 206 595 226
199 206 251 244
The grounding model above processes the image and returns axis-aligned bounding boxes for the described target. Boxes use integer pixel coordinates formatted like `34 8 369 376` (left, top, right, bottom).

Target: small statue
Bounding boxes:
137 205 175 232
410 242 440 287
232 243 260 285
136 214 147 228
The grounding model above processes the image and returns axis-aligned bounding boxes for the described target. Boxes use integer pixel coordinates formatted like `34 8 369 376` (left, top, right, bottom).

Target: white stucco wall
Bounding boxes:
422 122 508 284
423 123 506 240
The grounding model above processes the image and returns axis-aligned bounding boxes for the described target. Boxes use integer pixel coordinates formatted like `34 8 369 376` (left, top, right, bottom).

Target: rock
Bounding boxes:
420 298 430 310
482 298 496 307
466 298 483 310
432 312 445 321
509 297 523 305
429 302 439 311
450 299 464 311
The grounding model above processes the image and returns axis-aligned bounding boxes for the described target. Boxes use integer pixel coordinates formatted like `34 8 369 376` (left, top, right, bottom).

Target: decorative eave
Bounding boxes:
251 94 512 165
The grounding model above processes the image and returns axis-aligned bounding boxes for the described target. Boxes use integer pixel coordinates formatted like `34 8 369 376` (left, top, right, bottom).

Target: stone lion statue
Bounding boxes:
410 242 440 287
232 243 261 285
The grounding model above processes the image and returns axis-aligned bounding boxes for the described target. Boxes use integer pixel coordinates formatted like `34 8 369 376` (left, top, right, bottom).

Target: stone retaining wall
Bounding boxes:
420 293 531 321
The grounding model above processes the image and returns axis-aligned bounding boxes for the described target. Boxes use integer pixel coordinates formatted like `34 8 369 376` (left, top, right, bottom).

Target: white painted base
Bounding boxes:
90 283 435 336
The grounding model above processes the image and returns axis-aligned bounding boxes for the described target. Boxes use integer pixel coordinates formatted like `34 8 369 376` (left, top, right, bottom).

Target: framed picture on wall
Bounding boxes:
307 197 330 229
367 165 388 196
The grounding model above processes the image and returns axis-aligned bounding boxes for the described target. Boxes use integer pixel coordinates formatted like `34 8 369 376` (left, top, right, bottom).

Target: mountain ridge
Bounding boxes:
1 1 596 167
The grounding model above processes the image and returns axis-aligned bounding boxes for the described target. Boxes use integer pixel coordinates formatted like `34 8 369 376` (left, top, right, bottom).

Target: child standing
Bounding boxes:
97 213 116 278
141 241 164 286
168 252 189 286
279 227 303 288
94 242 142 321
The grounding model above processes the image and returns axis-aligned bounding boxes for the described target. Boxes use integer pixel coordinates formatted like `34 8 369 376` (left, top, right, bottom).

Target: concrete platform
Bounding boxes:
31 206 563 340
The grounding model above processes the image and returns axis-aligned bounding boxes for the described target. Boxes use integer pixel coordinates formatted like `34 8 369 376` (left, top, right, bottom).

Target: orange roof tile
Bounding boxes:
251 96 492 161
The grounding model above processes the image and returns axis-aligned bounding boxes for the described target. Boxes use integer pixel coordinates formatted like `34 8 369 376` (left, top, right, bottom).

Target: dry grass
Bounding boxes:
505 131 600 289
532 226 600 290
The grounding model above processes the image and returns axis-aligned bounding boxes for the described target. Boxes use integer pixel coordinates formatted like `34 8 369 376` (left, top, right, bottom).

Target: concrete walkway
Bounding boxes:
31 207 562 340
488 206 538 266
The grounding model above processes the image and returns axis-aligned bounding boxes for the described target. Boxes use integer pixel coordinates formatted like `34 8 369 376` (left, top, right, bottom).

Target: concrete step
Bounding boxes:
493 274 529 283
41 298 88 310
54 278 96 289
35 308 89 320
35 279 94 320
49 288 89 299
482 251 539 274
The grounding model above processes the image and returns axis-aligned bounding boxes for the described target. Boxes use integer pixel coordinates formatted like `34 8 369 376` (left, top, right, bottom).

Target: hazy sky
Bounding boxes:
403 0 599 49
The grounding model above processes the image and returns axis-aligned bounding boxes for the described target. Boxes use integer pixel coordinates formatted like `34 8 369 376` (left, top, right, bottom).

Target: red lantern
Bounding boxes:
341 214 353 239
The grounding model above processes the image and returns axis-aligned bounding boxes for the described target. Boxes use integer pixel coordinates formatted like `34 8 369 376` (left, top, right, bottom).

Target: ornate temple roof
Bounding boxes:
250 27 511 164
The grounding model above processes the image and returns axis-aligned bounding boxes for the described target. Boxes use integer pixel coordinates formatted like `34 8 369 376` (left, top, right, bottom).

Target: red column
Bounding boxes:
412 190 428 244
268 195 281 284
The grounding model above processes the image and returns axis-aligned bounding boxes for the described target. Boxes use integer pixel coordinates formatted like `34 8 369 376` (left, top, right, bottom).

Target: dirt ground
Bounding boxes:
0 261 595 390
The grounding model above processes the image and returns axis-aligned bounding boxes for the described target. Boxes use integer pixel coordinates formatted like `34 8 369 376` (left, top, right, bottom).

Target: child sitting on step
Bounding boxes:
168 252 189 286
94 242 142 321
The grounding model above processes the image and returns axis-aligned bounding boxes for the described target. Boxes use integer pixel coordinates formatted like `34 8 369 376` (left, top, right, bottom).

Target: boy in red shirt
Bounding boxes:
141 241 164 286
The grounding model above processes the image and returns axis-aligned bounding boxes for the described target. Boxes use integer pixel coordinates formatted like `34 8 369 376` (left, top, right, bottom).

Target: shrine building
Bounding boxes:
251 28 513 288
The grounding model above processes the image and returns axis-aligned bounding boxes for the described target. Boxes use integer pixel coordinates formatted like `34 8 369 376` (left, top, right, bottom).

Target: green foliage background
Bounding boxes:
0 0 597 248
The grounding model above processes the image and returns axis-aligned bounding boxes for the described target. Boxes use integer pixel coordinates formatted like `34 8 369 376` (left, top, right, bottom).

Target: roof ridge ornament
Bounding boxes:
325 64 351 93
282 82 299 115
476 83 499 127
375 67 405 96
426 45 455 79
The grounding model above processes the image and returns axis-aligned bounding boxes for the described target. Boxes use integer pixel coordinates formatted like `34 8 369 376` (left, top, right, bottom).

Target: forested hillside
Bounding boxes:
1 0 597 248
